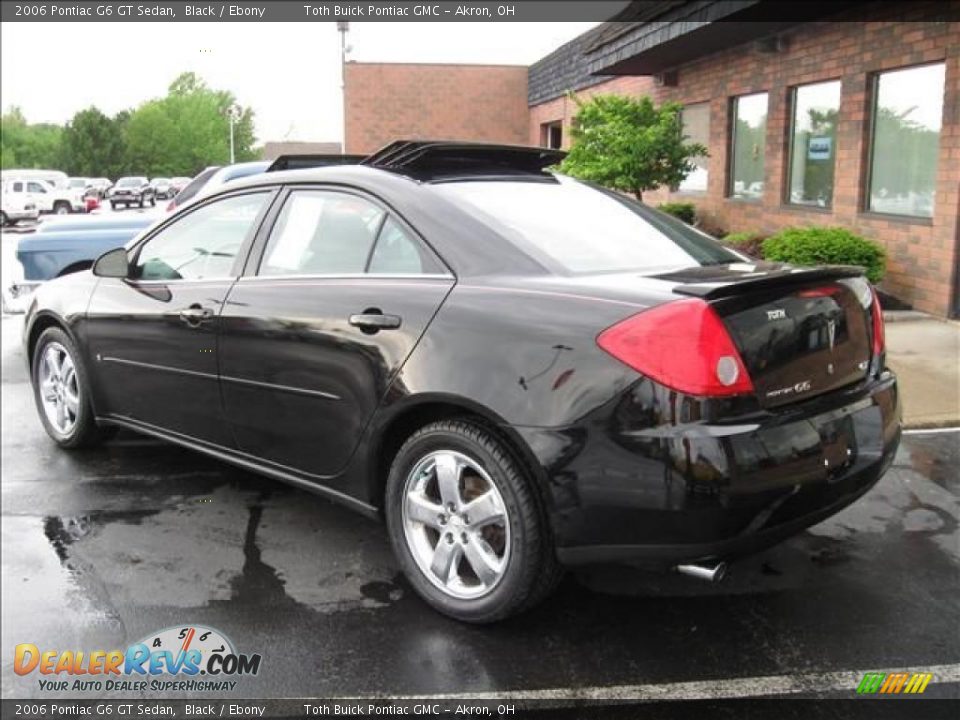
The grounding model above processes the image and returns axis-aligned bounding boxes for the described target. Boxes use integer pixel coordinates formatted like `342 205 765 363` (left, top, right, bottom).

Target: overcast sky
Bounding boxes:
0 22 598 144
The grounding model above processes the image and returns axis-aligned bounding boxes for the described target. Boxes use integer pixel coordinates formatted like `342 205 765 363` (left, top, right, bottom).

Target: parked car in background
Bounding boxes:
109 177 155 209
19 141 900 623
151 178 174 200
167 161 269 211
1 178 41 226
170 176 192 194
0 173 86 215
5 214 154 313
88 178 113 198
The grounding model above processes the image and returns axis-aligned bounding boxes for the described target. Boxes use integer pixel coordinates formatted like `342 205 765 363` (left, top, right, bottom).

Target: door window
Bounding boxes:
27 182 48 193
260 191 385 276
133 193 268 281
260 190 445 277
368 216 445 275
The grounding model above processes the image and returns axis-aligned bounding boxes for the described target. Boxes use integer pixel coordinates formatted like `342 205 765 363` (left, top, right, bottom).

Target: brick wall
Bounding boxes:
344 63 530 154
529 16 960 317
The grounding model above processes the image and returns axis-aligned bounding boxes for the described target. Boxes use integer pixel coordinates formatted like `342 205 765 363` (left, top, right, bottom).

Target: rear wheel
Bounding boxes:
31 327 106 449
385 419 562 623
110 202 119 210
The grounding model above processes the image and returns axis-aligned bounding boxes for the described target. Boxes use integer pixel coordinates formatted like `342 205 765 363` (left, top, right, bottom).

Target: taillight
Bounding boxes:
870 287 885 356
597 298 754 397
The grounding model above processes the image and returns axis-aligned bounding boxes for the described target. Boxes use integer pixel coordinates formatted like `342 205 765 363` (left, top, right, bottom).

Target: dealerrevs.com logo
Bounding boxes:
14 625 262 692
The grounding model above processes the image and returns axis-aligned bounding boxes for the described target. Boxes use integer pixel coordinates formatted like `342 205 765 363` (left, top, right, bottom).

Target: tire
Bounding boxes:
53 201 71 215
0 211 7 227
110 202 118 210
139 195 146 208
385 418 562 623
31 327 106 449
149 195 156 207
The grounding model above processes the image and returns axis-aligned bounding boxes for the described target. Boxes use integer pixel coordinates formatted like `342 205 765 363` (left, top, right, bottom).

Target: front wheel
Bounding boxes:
31 327 106 449
53 201 71 215
385 419 562 623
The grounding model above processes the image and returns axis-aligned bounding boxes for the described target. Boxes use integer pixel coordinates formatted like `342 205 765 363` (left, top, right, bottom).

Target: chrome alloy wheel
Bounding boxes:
38 342 80 437
402 450 511 599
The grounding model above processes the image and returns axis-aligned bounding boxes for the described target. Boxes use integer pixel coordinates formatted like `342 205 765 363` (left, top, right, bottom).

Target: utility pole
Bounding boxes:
227 104 241 164
337 21 350 155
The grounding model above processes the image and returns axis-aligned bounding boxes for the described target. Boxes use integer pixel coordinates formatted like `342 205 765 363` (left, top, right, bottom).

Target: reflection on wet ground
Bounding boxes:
2 314 958 699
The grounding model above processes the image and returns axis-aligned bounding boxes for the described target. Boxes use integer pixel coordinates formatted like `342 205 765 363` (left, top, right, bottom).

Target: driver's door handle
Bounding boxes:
179 305 215 324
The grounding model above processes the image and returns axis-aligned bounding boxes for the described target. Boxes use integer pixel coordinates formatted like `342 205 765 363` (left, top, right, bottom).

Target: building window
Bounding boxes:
678 102 709 193
787 80 841 208
729 92 768 200
868 63 945 218
540 121 562 149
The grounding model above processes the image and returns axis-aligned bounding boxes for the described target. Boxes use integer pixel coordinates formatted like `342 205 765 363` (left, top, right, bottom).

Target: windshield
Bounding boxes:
434 176 739 274
153 178 169 184
116 177 143 187
173 166 220 205
69 178 87 188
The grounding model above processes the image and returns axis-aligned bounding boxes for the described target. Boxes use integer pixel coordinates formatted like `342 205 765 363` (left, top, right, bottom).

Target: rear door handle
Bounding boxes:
349 310 402 333
179 305 215 324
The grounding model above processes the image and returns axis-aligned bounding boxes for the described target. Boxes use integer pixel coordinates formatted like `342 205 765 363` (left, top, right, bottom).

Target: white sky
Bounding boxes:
0 22 598 144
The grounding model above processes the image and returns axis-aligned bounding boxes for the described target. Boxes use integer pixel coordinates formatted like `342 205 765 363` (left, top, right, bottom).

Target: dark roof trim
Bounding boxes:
362 140 566 182
266 154 365 172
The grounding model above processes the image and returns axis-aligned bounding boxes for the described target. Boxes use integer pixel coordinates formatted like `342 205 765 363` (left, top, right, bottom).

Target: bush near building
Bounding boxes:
722 231 766 259
762 227 887 283
657 202 697 225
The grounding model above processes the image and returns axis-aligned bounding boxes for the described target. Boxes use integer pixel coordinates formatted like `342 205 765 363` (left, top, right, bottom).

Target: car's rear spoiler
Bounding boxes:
666 264 866 300
266 154 365 172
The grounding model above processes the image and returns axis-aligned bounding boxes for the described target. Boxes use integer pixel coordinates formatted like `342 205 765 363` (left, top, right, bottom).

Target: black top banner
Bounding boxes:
2 0 957 23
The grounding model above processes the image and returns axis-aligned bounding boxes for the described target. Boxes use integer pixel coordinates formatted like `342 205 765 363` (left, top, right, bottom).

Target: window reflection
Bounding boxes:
868 63 945 218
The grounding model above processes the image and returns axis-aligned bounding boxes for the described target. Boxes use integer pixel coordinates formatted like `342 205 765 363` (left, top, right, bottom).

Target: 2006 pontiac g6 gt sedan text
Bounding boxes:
23 141 901 622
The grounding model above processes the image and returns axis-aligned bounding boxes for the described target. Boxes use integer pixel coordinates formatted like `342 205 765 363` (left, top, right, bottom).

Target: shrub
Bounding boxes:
762 227 886 283
722 231 765 259
657 202 697 225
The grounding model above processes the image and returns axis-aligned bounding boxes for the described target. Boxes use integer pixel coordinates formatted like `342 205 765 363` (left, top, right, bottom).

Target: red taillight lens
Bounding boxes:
597 298 754 397
870 288 885 356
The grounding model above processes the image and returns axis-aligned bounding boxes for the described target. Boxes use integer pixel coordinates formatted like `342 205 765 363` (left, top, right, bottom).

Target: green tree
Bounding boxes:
560 94 708 201
0 106 64 169
124 72 257 176
60 107 127 178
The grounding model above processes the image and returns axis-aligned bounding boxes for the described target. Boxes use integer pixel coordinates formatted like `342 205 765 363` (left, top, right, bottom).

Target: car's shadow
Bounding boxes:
15 429 960 698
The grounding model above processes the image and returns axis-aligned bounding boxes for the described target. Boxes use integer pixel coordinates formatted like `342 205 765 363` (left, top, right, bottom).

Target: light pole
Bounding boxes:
227 104 242 164
337 21 350 155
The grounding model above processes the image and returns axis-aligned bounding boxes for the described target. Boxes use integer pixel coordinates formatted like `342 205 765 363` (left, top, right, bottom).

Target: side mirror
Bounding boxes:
92 247 130 278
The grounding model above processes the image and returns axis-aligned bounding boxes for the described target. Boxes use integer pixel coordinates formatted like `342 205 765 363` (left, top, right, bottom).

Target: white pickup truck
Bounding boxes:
0 170 87 217
1 178 41 226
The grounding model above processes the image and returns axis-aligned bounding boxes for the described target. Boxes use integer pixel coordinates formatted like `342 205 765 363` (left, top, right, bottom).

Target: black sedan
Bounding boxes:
22 142 900 622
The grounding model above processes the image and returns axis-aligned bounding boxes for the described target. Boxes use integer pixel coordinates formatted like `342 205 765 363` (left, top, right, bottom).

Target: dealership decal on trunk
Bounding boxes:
13 624 261 693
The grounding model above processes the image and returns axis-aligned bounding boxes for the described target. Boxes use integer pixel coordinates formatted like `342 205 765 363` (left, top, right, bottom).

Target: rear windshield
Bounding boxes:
434 175 739 274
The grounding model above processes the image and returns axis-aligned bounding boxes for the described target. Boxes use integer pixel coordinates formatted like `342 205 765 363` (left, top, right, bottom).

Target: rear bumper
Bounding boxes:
515 371 901 567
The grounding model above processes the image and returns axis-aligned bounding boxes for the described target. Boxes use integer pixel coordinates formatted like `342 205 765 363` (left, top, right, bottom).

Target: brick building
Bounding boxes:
343 2 959 317
344 63 529 153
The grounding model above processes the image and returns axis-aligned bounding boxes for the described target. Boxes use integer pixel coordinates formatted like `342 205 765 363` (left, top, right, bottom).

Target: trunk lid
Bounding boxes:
661 263 875 408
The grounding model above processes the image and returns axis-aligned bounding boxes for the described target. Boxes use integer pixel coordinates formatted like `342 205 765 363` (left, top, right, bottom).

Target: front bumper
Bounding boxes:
516 371 901 567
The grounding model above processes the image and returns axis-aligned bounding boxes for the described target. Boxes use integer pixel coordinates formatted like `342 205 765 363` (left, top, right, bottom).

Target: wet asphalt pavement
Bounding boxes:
2 302 959 702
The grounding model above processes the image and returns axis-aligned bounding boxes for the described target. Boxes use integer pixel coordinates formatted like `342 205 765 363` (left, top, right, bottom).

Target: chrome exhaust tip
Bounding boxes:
676 561 727 582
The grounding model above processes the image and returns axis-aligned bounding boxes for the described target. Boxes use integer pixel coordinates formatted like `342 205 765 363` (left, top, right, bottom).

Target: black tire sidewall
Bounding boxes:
385 422 542 622
31 328 97 448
